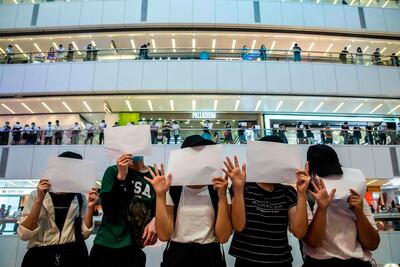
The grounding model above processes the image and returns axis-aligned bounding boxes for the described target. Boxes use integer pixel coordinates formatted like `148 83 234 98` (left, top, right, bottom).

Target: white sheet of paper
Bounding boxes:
45 157 97 193
104 125 152 158
322 168 367 199
246 141 302 183
167 145 223 186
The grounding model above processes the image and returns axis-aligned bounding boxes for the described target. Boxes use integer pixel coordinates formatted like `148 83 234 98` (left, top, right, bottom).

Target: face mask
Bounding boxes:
132 156 144 164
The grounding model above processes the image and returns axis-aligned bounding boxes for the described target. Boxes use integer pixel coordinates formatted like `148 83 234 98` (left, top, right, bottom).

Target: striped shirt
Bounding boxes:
229 183 297 265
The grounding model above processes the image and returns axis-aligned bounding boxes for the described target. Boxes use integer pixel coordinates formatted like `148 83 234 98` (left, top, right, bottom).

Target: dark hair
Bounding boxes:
58 151 83 160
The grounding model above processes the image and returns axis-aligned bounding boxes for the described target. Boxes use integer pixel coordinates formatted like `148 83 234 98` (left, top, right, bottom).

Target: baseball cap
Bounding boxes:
181 135 215 149
307 144 343 177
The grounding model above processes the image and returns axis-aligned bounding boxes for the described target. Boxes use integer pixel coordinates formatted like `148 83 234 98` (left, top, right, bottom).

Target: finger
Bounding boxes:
305 161 309 176
234 155 239 168
160 163 165 177
349 189 360 197
226 156 235 169
166 174 172 185
308 190 318 199
242 164 246 174
223 161 231 172
329 189 336 200
311 180 319 193
222 168 229 176
144 176 153 185
142 227 149 239
154 163 159 176
319 178 326 190
316 176 322 189
224 173 229 181
148 167 156 179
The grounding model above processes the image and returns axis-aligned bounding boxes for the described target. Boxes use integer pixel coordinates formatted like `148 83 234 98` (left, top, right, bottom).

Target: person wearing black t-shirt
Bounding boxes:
224 135 311 267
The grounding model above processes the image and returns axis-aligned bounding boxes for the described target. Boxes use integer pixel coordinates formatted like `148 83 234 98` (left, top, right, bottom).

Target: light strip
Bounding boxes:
21 103 34 113
351 103 364 113
307 42 315 51
349 0 355 5
170 100 174 111
367 179 377 185
231 39 236 52
33 43 44 56
380 47 387 54
295 101 304 112
251 40 257 51
363 46 369 53
382 181 393 186
82 101 92 112
275 100 283 111
91 40 96 47
62 101 72 112
192 38 196 50
333 102 344 113
147 100 153 111
52 42 58 48
347 44 352 50
41 102 54 113
0 48 5 54
13 0 18 4
172 38 176 52
234 100 240 111
130 39 136 52
366 0 373 6
314 101 324 112
333 0 338 3
71 41 81 55
14 44 28 58
325 43 333 53
151 39 156 52
369 103 383 114
382 0 390 7
255 100 262 112
388 104 400 114
396 50 400 56
1 104 15 114
289 42 295 50
125 100 133 112
269 40 276 54
213 100 218 111
212 39 216 52
192 100 196 111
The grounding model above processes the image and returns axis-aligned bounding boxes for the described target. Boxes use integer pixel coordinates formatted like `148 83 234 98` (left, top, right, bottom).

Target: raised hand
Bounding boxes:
295 162 312 196
87 187 99 209
142 217 158 246
212 175 229 198
116 154 133 180
348 189 363 215
144 163 172 197
37 179 51 202
223 155 246 191
309 176 336 209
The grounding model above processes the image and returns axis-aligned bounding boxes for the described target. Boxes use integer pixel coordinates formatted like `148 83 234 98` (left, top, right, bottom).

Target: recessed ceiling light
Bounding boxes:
275 100 283 111
1 104 15 114
172 39 176 52
366 179 377 185
314 102 324 112
147 100 153 111
192 100 196 111
251 40 257 51
295 101 304 112
62 101 72 112
387 104 400 114
125 100 133 112
333 102 344 113
21 103 34 114
41 102 54 113
270 40 276 52
71 41 81 55
363 46 369 53
231 39 236 52
352 103 364 113
170 100 174 111
289 42 295 50
255 100 262 111
212 39 216 52
234 100 240 111
307 42 315 51
130 39 136 52
91 40 96 47
214 100 218 111
382 0 390 7
380 47 387 54
82 101 92 112
369 103 383 114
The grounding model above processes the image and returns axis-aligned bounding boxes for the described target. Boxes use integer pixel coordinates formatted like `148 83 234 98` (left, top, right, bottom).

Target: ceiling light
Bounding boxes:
82 101 92 112
333 102 344 112
234 100 240 111
62 101 72 112
0 48 5 54
192 38 196 51
325 43 333 53
295 101 304 112
1 104 15 114
289 42 295 50
192 100 196 111
367 179 377 185
349 0 355 4
91 40 96 47
251 40 257 51
52 42 58 48
125 100 133 111
255 100 262 111
231 39 236 52
130 39 136 52
214 100 218 111
71 41 81 55
382 0 390 7
269 40 276 54
275 100 283 111
396 50 400 56
14 44 24 53
369 103 383 114
41 102 53 113
388 104 400 114
212 39 216 52
380 47 387 54
172 38 176 52
151 39 156 52
307 42 315 51
347 44 352 50
366 0 373 6
314 101 324 112
170 100 174 111
352 103 364 113
33 43 44 56
333 0 338 3
363 46 369 53
21 103 34 113
147 100 153 111
13 0 18 4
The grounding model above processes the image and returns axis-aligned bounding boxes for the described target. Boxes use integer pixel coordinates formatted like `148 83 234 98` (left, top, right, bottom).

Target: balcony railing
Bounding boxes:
1 47 399 67
0 127 399 146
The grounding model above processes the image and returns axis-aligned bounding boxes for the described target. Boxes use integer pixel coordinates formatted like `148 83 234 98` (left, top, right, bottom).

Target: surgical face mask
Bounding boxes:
132 156 144 164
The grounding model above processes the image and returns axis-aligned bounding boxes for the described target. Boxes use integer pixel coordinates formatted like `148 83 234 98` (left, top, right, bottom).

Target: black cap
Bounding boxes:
181 135 215 149
259 135 284 143
307 145 342 177
58 151 83 160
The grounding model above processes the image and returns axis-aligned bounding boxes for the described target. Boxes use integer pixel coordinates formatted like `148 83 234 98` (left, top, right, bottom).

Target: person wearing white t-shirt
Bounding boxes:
145 135 232 267
44 122 54 145
302 145 380 267
71 122 81 145
54 120 63 145
98 120 107 145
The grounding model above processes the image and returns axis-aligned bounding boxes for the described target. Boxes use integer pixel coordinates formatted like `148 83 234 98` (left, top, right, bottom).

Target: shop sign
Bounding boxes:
192 112 216 119
0 188 34 196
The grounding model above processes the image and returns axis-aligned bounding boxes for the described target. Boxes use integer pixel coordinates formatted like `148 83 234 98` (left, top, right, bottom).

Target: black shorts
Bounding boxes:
89 244 145 267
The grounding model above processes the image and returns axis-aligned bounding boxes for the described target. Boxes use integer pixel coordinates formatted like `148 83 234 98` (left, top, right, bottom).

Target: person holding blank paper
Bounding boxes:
17 151 98 267
145 135 232 267
225 135 311 267
302 145 380 267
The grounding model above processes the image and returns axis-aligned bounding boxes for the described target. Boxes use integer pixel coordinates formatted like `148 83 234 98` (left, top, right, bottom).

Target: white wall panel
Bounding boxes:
281 2 304 27
80 1 103 26
147 0 170 23
344 6 361 30
217 61 242 93
378 67 400 97
237 1 256 25
364 8 386 31
142 61 168 92
69 62 94 93
84 146 109 179
192 61 218 92
312 63 337 95
0 65 25 94
331 146 351 168
124 0 141 25
372 147 394 178
389 232 400 263
145 145 165 168
5 147 34 179
164 145 180 170
0 236 18 267
303 4 324 28
0 5 17 29
117 61 143 93
216 0 238 25
266 62 291 94
93 62 119 93
170 0 193 24
167 61 192 93
22 64 49 93
348 146 376 178
31 146 59 179
15 4 34 29
58 2 81 27
193 0 216 23
259 1 282 25
356 66 381 96
335 65 359 95
290 63 314 94
323 5 346 29
242 62 267 94
384 9 400 32
0 66 3 89
46 63 71 93
102 1 125 26
373 233 392 264
36 3 60 28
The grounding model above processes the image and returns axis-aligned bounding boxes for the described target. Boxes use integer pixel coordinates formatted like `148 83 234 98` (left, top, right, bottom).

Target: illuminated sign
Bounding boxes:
192 112 216 119
0 188 34 196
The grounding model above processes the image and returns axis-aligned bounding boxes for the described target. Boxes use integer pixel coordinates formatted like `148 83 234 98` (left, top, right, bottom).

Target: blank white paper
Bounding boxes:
322 167 367 199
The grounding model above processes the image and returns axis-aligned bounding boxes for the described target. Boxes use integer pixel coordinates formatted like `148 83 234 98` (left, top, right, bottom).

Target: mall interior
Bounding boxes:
0 0 400 266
